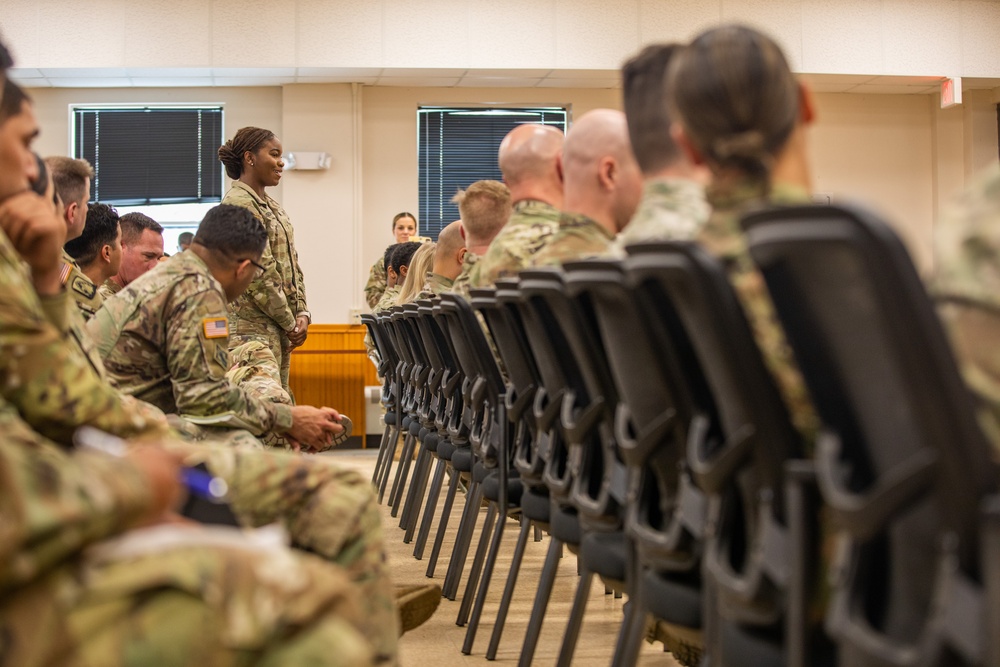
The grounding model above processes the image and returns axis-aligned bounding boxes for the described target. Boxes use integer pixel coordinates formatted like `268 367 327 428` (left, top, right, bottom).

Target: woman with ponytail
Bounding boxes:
219 127 309 393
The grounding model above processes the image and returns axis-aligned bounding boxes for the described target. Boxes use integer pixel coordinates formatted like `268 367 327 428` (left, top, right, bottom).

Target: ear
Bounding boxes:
798 81 817 126
597 156 616 191
101 243 112 263
64 201 77 226
554 153 565 186
243 150 255 164
671 123 705 167
457 247 467 264
458 223 467 241
399 265 409 278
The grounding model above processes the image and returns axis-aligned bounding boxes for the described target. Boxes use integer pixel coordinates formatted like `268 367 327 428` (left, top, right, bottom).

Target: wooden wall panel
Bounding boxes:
288 324 381 448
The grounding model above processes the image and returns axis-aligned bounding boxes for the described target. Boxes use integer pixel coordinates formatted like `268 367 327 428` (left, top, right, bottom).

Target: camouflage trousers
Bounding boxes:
226 339 292 449
231 322 293 397
0 535 375 667
164 441 400 663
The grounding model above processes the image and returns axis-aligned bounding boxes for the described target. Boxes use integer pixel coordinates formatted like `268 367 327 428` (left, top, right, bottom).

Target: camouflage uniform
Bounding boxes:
222 181 308 392
365 256 388 310
226 339 293 449
469 199 561 287
449 250 481 300
932 165 1000 452
61 251 104 321
615 178 710 251
97 277 122 303
373 285 400 313
0 228 396 662
87 252 293 440
530 211 616 267
698 179 819 442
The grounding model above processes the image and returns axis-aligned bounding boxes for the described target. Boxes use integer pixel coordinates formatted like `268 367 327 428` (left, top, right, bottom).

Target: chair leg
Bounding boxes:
518 537 563 667
456 502 498 626
376 424 400 503
556 567 594 667
414 458 447 560
485 516 533 660
443 479 483 600
400 444 431 536
534 524 543 542
427 464 461 578
371 421 392 485
389 431 417 518
463 505 512 654
611 588 647 667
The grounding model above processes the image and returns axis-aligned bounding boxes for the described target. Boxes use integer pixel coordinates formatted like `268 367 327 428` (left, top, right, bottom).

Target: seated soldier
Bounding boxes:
448 180 512 298
0 53 378 667
417 219 465 299
63 202 122 319
395 241 436 305
374 240 421 312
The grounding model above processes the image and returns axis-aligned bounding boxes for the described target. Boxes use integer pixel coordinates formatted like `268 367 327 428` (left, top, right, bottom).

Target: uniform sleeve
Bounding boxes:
364 257 387 309
0 406 151 592
249 236 297 332
166 288 293 435
0 247 170 446
290 231 308 316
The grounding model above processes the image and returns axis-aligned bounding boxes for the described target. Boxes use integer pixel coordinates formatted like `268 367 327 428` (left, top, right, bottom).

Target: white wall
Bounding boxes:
4 0 1000 78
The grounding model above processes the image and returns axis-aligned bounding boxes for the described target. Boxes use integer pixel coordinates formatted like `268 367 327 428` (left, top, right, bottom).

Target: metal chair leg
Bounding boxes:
456 502 498 625
556 567 594 667
485 516 533 659
427 465 461 578
443 479 483 599
401 444 431 537
518 537 563 667
414 458 447 560
376 424 400 503
389 431 417 518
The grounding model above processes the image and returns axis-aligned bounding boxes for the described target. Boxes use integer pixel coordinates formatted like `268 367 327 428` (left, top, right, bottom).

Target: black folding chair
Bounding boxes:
743 203 1000 667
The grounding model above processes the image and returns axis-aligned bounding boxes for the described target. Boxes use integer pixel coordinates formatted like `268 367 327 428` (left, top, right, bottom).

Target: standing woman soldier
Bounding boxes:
219 127 309 393
363 211 417 309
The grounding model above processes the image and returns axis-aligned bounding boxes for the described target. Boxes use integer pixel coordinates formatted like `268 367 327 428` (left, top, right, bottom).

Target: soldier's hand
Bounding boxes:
0 191 65 295
124 445 185 527
287 316 310 348
287 405 340 451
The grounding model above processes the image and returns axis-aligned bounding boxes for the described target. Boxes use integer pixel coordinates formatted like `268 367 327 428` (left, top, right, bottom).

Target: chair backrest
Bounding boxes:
626 241 805 632
743 203 998 665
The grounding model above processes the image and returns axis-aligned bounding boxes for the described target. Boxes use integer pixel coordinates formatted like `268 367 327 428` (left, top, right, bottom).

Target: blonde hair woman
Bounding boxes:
395 241 436 305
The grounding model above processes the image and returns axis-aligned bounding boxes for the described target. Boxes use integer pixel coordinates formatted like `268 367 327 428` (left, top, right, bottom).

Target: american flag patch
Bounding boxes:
202 317 229 339
59 262 72 285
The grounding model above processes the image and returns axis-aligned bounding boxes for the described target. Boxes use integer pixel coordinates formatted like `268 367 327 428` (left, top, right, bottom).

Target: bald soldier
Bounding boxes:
420 219 465 296
449 180 512 298
531 109 644 266
616 44 710 249
0 62 379 665
469 124 564 286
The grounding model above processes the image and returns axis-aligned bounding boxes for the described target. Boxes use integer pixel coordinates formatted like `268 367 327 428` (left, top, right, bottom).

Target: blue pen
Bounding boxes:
73 426 229 502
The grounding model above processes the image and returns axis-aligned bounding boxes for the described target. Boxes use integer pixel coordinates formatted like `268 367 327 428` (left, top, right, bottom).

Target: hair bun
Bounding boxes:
711 130 766 161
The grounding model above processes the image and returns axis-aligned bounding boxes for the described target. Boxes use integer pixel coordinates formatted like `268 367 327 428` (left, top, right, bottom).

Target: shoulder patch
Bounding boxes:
202 317 230 339
71 276 97 299
60 262 72 285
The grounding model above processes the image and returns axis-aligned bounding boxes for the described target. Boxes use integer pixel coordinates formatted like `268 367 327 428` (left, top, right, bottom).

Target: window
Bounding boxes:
417 107 568 240
72 106 223 206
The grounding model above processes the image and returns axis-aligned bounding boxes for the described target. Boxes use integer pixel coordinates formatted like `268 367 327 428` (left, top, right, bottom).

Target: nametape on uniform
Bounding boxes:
202 317 230 339
71 276 97 299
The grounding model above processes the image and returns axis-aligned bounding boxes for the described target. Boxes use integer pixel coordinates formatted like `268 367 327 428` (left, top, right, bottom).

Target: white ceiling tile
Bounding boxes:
801 0 884 75
382 0 469 68
34 0 125 67
123 0 212 67
12 78 52 88
464 0 557 69
296 67 384 77
638 0 722 43
882 0 962 76
129 77 216 87
212 67 297 78
47 77 133 88
297 0 384 67
536 77 620 88
211 0 297 67
376 76 462 87
721 0 803 71
961 1 1000 78
388 68 468 77
40 67 129 78
7 67 44 79
212 76 294 86
126 68 213 78
457 77 544 88
555 0 639 69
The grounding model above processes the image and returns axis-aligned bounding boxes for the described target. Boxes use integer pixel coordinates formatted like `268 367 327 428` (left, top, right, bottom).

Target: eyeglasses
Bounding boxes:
246 258 266 278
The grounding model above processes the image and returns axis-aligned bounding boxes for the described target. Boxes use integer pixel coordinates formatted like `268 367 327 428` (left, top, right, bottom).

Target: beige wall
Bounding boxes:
21 82 999 321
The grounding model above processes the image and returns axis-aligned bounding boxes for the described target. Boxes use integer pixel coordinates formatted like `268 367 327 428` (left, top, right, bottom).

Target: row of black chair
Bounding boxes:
363 203 1000 667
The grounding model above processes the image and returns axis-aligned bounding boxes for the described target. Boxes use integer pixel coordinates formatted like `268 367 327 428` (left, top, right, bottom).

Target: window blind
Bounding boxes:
417 107 567 240
73 107 223 206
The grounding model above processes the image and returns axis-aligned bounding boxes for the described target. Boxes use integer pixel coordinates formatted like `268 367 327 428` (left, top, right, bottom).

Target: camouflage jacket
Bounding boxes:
932 165 1000 451
373 285 400 313
0 228 168 446
615 178 710 251
413 272 454 302
470 199 561 287
530 211 616 267
699 179 819 443
97 276 122 303
0 395 152 594
364 256 387 310
87 252 293 436
449 250 481 300
222 182 307 335
61 250 103 321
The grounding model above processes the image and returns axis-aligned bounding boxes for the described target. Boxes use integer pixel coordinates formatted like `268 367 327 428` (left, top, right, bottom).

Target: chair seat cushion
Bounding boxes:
482 472 523 506
550 506 580 546
411 422 423 436
384 411 398 426
473 461 491 484
580 531 627 582
720 621 784 667
521 487 550 523
643 569 702 630
422 432 440 452
436 438 456 460
451 447 473 472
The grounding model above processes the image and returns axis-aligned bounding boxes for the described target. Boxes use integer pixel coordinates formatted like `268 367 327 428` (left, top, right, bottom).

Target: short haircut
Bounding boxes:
119 212 164 246
65 203 119 267
384 243 401 272
390 241 422 274
451 180 511 243
45 156 93 206
193 204 268 259
0 79 29 123
621 43 683 174
178 231 194 245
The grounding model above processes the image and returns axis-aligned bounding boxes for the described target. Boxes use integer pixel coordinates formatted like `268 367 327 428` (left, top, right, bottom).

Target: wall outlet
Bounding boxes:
349 308 362 324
